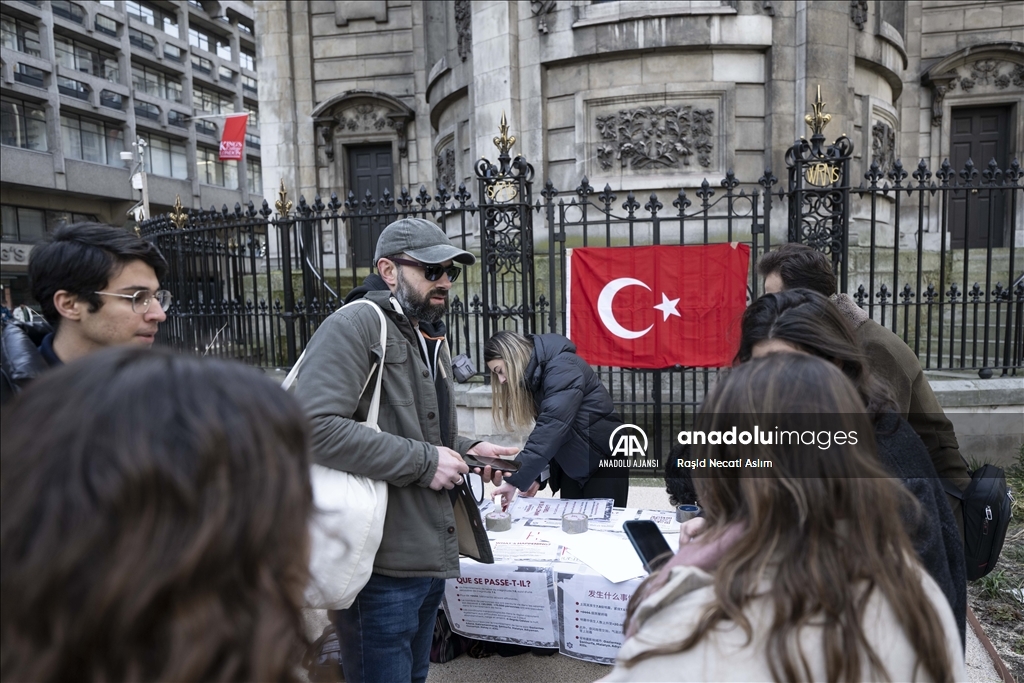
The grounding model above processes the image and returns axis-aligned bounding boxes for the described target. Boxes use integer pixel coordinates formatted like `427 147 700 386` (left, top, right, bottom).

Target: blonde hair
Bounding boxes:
483 331 537 432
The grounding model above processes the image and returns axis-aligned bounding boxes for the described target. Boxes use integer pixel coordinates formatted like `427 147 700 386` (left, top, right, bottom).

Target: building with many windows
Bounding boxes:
1 0 260 309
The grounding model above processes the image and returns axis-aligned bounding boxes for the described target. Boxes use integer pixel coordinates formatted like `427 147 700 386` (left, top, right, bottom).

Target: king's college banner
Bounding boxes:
567 244 750 368
218 113 248 161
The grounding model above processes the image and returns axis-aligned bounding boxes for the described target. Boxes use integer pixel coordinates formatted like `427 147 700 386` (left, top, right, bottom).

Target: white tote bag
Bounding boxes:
282 299 389 610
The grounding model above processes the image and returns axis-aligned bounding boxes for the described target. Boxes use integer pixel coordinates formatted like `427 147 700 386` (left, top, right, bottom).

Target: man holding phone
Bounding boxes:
296 218 516 683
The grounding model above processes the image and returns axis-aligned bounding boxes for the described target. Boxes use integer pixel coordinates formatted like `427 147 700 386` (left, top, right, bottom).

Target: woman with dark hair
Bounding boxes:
734 288 966 645
0 347 312 683
484 330 629 508
606 355 964 682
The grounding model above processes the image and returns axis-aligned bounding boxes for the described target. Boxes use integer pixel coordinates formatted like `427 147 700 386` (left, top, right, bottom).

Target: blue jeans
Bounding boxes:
331 573 447 683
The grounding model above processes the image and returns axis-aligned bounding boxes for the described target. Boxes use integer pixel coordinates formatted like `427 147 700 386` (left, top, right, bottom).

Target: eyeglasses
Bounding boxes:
388 258 461 283
94 289 172 314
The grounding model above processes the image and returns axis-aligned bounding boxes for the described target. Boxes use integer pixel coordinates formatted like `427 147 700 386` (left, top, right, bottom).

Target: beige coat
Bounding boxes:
603 564 966 682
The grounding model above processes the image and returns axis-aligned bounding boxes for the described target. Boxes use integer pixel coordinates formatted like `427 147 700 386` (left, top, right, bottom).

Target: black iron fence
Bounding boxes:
140 150 1023 460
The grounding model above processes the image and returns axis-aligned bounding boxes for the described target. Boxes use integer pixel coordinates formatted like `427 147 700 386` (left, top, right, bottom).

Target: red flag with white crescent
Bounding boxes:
567 244 750 368
218 113 248 161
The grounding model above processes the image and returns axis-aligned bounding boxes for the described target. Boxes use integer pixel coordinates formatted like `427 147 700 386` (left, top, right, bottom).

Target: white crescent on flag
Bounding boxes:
597 278 654 339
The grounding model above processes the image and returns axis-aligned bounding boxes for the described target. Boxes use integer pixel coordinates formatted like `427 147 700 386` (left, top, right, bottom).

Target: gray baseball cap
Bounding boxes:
374 217 476 266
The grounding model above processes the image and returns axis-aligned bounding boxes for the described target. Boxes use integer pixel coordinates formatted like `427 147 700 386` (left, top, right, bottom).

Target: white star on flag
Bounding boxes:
653 292 681 321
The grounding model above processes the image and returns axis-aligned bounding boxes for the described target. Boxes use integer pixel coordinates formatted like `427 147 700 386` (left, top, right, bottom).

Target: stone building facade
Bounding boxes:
255 0 1023 266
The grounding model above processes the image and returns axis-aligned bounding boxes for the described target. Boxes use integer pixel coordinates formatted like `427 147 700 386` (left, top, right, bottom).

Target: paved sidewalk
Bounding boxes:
302 484 1002 683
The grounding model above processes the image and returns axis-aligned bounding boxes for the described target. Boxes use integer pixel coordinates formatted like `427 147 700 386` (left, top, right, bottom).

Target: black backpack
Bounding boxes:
945 464 1013 580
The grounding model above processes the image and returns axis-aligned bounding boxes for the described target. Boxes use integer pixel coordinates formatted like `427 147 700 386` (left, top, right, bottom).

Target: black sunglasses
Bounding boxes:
388 257 461 283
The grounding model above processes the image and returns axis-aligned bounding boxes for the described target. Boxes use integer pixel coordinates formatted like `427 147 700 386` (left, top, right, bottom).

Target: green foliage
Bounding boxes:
975 569 1008 599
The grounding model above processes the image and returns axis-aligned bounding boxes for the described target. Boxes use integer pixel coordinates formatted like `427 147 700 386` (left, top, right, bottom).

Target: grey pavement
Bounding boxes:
301 484 1002 683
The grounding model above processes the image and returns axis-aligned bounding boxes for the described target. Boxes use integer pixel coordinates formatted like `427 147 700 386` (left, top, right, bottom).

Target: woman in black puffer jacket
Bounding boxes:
485 331 630 507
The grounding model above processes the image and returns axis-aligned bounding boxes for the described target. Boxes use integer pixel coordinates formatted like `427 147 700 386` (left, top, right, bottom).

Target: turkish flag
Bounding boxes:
218 113 248 160
567 244 750 368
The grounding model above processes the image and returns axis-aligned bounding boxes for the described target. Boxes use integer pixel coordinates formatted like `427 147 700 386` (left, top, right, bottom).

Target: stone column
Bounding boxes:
470 1 521 163
255 0 298 204
799 1 855 142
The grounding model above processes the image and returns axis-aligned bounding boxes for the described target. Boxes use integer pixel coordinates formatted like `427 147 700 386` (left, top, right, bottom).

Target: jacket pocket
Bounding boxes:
382 340 414 406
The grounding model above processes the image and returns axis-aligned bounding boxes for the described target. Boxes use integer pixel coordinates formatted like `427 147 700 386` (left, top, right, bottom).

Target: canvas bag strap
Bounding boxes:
345 299 388 429
280 299 388 430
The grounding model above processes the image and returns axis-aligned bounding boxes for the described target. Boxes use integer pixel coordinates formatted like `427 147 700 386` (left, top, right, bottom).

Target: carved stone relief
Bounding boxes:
595 105 715 171
530 0 556 34
455 0 471 62
314 100 414 163
926 59 1024 127
871 121 895 173
850 0 868 31
436 147 455 191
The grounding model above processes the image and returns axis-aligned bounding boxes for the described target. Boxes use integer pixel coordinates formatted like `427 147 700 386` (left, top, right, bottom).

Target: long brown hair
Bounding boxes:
622 355 953 683
484 330 537 432
735 289 896 417
1 347 312 682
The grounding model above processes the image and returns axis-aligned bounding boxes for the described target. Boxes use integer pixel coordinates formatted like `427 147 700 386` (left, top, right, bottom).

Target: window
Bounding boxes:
244 104 259 128
61 113 123 165
195 119 216 136
167 110 188 128
164 44 182 61
188 26 210 52
198 146 236 188
99 0 116 6
95 14 118 36
2 205 98 241
242 75 257 95
218 65 234 83
141 133 187 179
1 16 42 56
14 64 45 88
246 157 261 194
1 206 45 242
126 1 178 37
132 64 182 102
238 21 253 35
100 90 123 109
54 36 120 82
191 53 213 74
215 35 231 61
1 97 47 151
52 1 86 24
125 1 155 25
192 85 233 115
239 48 255 71
56 76 90 100
128 27 156 51
134 101 161 121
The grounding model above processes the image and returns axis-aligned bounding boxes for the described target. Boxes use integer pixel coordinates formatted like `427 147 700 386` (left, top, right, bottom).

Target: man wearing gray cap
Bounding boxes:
295 217 516 683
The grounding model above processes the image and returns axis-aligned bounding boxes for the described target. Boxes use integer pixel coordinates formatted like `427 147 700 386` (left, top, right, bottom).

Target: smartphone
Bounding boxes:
464 454 522 474
623 520 673 573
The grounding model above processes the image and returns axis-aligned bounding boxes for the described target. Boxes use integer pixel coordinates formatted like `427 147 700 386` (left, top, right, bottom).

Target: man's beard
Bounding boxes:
395 269 448 323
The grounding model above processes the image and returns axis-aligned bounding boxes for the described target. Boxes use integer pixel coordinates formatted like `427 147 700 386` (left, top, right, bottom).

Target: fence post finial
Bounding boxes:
805 85 832 137
170 194 188 230
275 179 293 217
493 111 516 157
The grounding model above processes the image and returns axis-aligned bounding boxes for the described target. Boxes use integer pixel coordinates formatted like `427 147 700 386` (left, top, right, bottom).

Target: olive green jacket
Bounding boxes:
296 290 476 578
833 294 971 522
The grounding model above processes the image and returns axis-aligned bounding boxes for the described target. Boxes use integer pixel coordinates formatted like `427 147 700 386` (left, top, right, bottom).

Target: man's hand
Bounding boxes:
429 446 470 491
466 442 520 484
521 480 541 497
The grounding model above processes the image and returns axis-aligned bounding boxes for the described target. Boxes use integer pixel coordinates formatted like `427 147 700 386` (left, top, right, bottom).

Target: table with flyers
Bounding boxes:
441 498 680 665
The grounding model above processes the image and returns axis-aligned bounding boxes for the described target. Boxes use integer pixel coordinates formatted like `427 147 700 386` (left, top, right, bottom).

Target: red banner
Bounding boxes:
567 244 750 368
218 113 248 160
